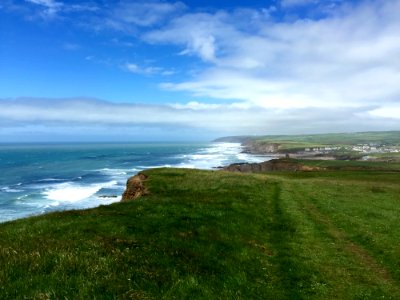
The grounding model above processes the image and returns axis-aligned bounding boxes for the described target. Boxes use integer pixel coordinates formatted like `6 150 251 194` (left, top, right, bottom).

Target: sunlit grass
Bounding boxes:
0 164 399 298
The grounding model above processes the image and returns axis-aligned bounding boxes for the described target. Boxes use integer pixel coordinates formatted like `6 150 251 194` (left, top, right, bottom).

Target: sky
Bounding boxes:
0 0 399 142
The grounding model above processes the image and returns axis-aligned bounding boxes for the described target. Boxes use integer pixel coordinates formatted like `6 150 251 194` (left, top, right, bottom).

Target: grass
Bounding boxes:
296 158 400 170
368 152 400 161
215 131 400 145
1 163 400 299
253 131 400 146
217 131 400 156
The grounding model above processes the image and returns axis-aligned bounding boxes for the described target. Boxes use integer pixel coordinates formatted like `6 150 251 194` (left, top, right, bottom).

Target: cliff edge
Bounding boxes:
223 158 323 173
121 172 149 201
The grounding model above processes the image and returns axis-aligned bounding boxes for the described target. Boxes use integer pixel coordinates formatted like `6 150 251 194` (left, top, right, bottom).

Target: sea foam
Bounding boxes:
175 142 270 169
43 180 118 203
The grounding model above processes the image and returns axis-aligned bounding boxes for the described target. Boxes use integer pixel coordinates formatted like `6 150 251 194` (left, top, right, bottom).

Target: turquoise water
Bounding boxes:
0 142 270 223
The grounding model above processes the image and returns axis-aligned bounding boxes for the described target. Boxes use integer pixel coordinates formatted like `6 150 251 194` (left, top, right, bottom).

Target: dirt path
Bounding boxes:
300 197 394 284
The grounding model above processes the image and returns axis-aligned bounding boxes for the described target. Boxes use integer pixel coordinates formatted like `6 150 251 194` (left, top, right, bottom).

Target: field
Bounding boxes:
222 131 400 146
216 131 400 159
1 163 400 299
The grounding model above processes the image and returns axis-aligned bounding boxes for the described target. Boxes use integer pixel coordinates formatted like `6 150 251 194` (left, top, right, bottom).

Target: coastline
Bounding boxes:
0 142 271 223
227 135 400 162
4 132 399 222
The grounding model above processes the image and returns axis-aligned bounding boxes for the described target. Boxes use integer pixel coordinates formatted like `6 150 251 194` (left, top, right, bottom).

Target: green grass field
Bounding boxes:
217 131 400 158
252 131 400 146
1 164 399 299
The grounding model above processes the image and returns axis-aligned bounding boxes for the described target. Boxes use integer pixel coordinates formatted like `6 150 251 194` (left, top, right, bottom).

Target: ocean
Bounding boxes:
0 142 270 223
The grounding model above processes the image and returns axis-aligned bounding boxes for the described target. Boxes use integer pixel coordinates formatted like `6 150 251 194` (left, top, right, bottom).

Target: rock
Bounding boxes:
243 141 281 154
223 158 323 173
121 172 149 202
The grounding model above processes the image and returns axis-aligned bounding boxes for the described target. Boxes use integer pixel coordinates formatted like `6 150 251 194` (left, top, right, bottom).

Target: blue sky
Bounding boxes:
0 0 399 142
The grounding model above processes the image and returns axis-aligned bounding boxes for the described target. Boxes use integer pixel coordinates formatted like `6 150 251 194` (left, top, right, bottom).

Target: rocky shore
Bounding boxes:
241 140 338 160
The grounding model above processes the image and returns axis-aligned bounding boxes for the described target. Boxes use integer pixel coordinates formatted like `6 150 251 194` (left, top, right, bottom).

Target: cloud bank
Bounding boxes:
0 98 398 141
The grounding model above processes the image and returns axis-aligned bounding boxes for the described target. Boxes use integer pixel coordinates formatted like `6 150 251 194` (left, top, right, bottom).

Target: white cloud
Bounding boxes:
24 0 98 18
0 98 398 137
144 0 400 114
26 0 59 7
281 0 319 7
169 101 250 110
145 12 235 62
108 1 185 30
369 105 400 119
124 63 174 76
25 0 63 17
125 63 141 73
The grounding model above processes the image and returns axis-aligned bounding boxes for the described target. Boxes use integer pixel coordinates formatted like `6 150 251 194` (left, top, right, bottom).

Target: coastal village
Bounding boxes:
226 132 400 161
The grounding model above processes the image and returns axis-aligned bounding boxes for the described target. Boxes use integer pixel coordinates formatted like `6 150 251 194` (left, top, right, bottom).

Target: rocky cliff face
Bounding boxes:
242 141 281 154
121 172 149 201
223 159 322 173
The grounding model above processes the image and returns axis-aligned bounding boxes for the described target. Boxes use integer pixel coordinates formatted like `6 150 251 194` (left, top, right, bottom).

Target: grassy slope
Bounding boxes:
297 159 400 170
217 131 400 154
252 131 400 145
1 165 400 299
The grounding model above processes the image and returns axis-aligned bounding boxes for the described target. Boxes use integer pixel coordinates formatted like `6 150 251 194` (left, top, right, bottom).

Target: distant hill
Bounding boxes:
215 131 400 160
213 135 253 143
214 131 400 146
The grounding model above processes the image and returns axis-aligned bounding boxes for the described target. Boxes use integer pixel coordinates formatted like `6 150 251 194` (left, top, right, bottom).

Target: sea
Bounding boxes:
0 142 270 223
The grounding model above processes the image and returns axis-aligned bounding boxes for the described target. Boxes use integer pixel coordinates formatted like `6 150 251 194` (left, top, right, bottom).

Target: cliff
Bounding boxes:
242 140 281 154
223 158 323 173
121 172 149 201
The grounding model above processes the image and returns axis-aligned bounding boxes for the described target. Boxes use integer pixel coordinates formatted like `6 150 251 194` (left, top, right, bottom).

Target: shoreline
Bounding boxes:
0 142 268 223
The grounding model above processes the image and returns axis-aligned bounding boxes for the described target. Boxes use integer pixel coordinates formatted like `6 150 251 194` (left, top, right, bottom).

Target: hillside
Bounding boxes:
215 131 400 160
1 162 400 298
215 131 400 145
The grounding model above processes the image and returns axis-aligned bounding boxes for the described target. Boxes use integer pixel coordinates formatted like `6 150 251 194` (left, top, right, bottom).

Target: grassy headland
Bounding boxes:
215 131 400 160
1 160 400 299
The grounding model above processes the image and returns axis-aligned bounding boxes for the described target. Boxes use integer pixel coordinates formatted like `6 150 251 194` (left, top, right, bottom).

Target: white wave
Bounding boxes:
176 163 196 169
95 195 122 206
171 143 243 169
137 164 172 169
37 178 66 182
97 168 129 175
1 186 23 193
16 194 29 200
172 142 272 170
202 143 243 154
43 180 118 203
236 153 270 163
188 154 221 160
0 209 20 223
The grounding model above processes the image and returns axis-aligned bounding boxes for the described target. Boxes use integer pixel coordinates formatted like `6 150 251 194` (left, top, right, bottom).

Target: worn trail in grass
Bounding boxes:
266 183 316 299
275 171 400 298
0 167 399 299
